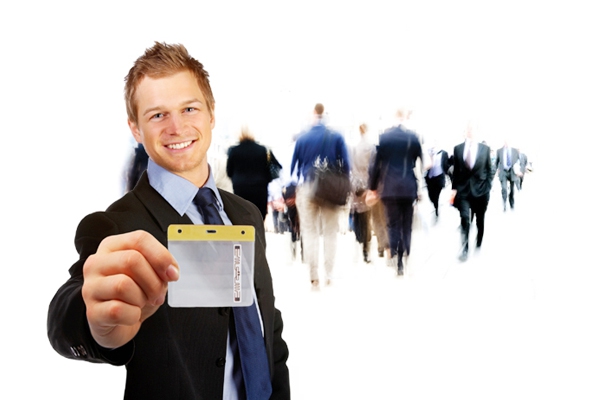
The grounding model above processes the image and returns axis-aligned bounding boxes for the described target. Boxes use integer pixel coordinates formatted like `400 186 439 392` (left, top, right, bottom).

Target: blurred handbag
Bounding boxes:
267 149 282 181
311 158 351 207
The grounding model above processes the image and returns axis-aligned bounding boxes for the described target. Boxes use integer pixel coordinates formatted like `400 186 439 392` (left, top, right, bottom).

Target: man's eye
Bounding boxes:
152 113 164 119
185 107 196 113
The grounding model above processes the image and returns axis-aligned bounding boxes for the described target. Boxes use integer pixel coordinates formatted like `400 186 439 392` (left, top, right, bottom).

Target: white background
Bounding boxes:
1 1 599 398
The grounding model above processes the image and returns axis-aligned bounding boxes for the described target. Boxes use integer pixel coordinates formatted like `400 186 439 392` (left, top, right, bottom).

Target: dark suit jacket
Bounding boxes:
226 140 273 188
495 146 520 181
227 139 277 219
47 173 290 399
369 124 422 200
452 142 493 198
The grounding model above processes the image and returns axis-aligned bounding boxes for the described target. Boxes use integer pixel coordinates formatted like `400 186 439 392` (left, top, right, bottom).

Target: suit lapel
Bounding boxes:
457 142 466 167
133 172 193 232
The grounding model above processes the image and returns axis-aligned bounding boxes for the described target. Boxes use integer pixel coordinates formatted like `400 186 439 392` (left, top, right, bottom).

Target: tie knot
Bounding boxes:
194 187 216 208
193 188 224 225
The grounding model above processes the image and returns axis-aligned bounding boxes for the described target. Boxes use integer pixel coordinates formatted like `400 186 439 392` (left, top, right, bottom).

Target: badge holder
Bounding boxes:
167 224 255 308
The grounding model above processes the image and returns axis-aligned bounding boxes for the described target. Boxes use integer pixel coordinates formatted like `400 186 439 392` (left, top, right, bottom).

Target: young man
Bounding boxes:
47 42 290 399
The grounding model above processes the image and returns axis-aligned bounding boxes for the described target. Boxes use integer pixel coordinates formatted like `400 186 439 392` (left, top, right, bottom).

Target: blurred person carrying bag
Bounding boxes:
310 131 351 207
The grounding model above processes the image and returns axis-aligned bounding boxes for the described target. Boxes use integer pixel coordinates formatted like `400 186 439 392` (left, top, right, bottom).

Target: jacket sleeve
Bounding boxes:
368 145 381 191
47 212 134 366
290 142 301 181
336 136 351 175
250 204 290 399
485 147 494 189
270 306 290 400
451 147 459 190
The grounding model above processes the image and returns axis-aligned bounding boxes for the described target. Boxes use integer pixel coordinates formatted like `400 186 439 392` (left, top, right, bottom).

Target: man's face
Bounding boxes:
128 70 215 186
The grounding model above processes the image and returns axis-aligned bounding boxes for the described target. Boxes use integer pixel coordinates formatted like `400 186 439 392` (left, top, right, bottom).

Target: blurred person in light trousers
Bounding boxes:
290 103 350 289
350 123 375 264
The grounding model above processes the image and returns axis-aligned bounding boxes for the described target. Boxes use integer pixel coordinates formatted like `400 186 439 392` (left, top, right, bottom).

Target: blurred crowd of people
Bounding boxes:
123 102 532 288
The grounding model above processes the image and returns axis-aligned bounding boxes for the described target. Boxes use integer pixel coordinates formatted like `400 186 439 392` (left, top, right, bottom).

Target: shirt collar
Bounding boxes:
147 159 224 217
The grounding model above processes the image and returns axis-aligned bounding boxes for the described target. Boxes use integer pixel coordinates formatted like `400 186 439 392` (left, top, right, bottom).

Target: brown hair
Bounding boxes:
124 42 215 125
314 103 325 116
238 126 255 142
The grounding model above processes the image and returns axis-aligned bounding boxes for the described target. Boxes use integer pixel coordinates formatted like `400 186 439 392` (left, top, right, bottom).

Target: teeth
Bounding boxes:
167 141 192 150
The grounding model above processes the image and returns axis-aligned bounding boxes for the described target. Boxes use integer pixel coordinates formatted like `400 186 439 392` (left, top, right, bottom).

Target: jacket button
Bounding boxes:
216 358 226 368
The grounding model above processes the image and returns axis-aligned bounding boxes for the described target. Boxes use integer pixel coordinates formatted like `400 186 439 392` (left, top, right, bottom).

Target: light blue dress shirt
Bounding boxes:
146 159 262 400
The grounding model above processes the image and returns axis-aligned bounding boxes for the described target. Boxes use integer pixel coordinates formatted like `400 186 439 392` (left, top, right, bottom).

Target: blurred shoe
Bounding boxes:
397 256 404 276
311 280 319 290
378 249 384 258
291 242 297 259
363 250 371 264
458 249 468 262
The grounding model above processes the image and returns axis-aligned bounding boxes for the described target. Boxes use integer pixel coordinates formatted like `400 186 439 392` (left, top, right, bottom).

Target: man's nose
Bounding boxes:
166 114 184 134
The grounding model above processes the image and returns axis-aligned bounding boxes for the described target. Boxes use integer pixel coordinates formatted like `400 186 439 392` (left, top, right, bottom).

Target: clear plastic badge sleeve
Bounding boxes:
167 225 255 307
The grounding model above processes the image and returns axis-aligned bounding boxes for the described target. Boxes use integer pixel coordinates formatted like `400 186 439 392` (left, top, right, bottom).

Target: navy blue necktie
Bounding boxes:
193 188 272 399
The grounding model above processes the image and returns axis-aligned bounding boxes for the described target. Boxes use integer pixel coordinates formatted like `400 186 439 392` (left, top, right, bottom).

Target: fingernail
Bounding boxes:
166 264 179 281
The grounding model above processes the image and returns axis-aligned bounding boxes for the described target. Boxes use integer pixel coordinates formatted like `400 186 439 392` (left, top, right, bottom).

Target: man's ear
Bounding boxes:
128 120 142 144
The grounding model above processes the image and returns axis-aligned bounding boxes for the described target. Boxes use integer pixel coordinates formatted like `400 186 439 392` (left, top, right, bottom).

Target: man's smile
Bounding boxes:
166 140 194 150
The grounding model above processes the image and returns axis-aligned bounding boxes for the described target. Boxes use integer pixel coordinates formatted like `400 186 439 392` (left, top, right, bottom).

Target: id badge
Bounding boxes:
167 224 255 307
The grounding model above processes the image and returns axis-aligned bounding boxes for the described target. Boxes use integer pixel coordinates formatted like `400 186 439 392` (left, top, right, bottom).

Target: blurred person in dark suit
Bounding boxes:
452 121 494 261
367 108 426 276
125 143 149 192
227 127 281 221
495 139 521 211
